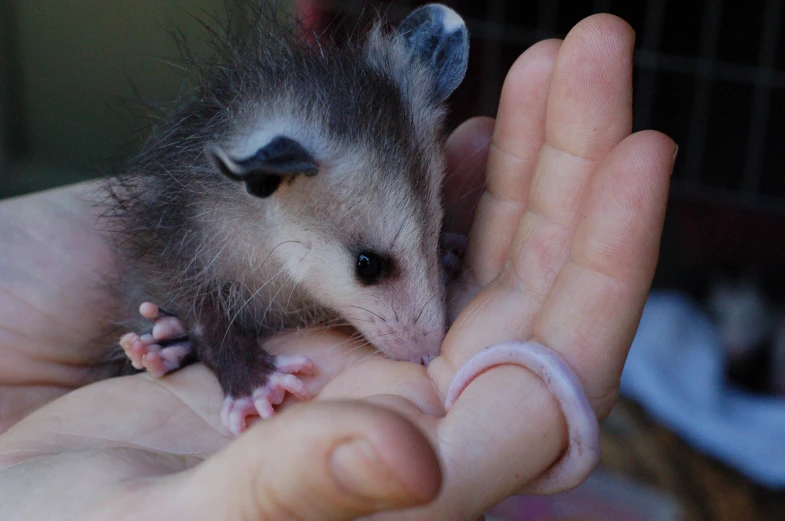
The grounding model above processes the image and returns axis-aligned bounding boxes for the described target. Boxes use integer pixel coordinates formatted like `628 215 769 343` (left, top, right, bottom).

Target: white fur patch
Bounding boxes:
438 5 465 33
228 114 326 162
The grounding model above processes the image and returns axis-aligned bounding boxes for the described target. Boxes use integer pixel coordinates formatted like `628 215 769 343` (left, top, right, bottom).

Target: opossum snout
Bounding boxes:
362 312 446 363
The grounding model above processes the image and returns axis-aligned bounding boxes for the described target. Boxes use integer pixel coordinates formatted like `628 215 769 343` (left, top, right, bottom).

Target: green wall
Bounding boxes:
3 0 249 196
18 0 228 164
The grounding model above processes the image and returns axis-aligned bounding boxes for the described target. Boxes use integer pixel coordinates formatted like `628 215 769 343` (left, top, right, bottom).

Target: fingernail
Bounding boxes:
672 144 679 163
330 438 409 503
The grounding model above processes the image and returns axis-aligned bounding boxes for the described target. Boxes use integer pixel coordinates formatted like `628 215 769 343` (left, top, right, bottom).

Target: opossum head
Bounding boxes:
204 4 469 363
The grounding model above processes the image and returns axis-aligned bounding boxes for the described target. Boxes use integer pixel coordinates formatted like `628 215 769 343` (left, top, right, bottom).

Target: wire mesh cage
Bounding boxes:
314 0 785 213
2 0 785 273
1 1 785 516
300 0 785 295
4 0 785 213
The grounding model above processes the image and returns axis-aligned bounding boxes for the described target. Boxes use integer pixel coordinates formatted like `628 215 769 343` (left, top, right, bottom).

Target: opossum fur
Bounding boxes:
106 3 469 404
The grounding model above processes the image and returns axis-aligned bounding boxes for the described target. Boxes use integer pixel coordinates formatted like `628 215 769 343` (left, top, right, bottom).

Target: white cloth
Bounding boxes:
621 291 785 488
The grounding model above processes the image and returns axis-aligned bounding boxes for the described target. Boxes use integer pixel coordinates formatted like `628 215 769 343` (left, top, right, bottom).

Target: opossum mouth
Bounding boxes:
363 327 445 364
331 322 444 365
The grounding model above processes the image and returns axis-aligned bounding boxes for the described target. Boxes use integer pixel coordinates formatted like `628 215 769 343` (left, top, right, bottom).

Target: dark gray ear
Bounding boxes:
397 4 469 102
206 136 318 198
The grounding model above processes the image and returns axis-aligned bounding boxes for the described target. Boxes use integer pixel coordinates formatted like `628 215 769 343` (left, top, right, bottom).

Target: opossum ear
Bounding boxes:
398 4 469 102
206 136 318 198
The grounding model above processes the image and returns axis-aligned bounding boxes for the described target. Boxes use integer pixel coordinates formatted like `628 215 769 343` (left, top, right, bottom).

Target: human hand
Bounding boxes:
0 14 675 521
426 11 675 512
0 186 444 520
0 183 121 432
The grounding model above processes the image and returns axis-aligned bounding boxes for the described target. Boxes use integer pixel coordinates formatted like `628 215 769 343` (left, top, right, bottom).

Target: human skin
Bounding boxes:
0 15 674 521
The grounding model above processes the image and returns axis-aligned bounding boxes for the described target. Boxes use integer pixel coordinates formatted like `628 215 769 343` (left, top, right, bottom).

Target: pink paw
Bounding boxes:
119 302 191 378
220 355 315 436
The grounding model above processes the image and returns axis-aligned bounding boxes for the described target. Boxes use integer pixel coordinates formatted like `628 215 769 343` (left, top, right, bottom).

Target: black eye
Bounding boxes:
244 174 283 198
356 251 384 284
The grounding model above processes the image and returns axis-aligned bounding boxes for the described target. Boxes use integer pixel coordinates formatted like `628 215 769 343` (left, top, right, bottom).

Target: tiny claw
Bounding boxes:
119 302 192 377
220 354 315 435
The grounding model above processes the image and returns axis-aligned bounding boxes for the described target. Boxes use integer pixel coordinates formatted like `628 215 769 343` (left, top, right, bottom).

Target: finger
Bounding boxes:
82 401 441 521
439 15 636 375
509 14 634 300
442 116 494 238
349 373 568 520
444 40 559 322
462 39 560 289
537 130 675 416
428 132 674 517
317 356 445 419
436 130 673 408
434 365 566 515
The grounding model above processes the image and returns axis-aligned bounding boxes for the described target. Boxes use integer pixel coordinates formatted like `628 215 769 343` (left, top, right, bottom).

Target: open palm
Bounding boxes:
0 16 674 521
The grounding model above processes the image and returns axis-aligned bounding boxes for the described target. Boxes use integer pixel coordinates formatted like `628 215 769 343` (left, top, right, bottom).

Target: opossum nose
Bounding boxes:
419 330 444 356
421 353 436 366
367 323 445 363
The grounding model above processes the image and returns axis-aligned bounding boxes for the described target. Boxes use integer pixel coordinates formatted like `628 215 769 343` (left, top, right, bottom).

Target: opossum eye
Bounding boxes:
206 137 318 199
356 252 385 284
244 175 282 198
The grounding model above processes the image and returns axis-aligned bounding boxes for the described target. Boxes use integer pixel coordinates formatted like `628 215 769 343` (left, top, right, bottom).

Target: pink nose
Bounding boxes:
375 328 444 363
411 329 444 363
420 353 436 366
424 330 444 352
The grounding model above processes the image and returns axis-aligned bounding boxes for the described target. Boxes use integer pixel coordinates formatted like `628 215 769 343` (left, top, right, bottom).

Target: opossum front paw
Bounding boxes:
119 302 192 378
220 355 315 436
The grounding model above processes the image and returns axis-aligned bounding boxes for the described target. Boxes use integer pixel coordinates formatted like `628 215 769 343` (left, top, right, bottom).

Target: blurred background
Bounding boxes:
1 0 784 519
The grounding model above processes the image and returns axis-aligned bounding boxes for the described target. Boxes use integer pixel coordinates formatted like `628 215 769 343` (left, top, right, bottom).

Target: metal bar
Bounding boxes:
537 0 559 39
742 0 782 196
684 0 724 188
478 0 507 116
635 0 667 130
328 3 785 91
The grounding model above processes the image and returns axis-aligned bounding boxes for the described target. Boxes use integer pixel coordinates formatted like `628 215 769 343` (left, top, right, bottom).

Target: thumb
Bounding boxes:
88 401 441 521
196 401 442 519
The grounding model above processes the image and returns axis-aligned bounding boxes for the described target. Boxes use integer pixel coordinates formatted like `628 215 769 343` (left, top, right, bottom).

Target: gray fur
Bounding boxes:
397 4 469 103
106 3 468 399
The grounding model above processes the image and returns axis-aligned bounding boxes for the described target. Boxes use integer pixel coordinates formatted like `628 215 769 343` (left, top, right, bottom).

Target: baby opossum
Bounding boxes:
107 3 469 435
